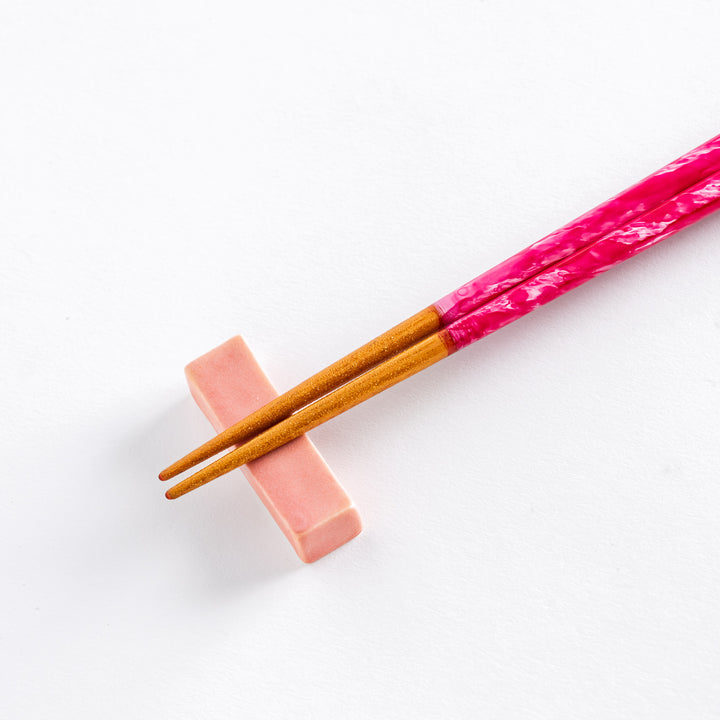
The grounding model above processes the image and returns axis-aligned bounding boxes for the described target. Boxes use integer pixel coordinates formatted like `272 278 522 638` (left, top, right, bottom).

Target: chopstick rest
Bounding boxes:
185 336 362 562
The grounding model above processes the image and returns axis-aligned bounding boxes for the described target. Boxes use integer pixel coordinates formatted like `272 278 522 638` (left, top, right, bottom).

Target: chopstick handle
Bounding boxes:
435 133 720 323
446 171 720 349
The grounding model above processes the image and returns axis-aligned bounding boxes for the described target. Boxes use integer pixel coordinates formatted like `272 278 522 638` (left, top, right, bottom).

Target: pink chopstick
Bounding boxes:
445 169 720 349
435 133 720 324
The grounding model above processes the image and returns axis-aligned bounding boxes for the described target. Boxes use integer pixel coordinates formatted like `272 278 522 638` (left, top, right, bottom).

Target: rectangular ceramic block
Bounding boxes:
185 336 362 563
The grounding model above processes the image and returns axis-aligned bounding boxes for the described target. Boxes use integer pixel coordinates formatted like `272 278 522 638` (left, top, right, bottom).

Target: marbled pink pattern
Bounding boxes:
445 171 720 349
435 134 720 323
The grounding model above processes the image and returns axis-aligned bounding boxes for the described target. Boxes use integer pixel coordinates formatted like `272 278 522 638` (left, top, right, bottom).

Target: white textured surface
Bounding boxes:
2 1 720 718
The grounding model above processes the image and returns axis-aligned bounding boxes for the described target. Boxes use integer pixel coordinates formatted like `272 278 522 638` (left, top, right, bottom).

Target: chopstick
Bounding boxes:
160 133 720 484
164 168 720 499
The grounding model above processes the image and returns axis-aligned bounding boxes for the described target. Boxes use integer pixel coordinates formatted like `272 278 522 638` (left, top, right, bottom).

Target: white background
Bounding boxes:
2 1 720 718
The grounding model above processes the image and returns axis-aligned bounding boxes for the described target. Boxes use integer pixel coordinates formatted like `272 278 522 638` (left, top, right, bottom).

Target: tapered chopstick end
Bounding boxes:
165 485 182 500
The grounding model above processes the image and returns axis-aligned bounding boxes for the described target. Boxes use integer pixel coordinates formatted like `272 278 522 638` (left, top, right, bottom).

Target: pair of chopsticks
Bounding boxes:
161 134 720 500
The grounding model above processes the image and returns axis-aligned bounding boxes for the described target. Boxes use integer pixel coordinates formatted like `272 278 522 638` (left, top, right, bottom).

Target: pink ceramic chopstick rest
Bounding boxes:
185 336 362 563
435 134 720 324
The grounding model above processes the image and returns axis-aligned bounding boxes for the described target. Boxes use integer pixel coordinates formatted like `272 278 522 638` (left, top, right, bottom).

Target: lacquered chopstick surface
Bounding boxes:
444 170 720 349
434 132 720 322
